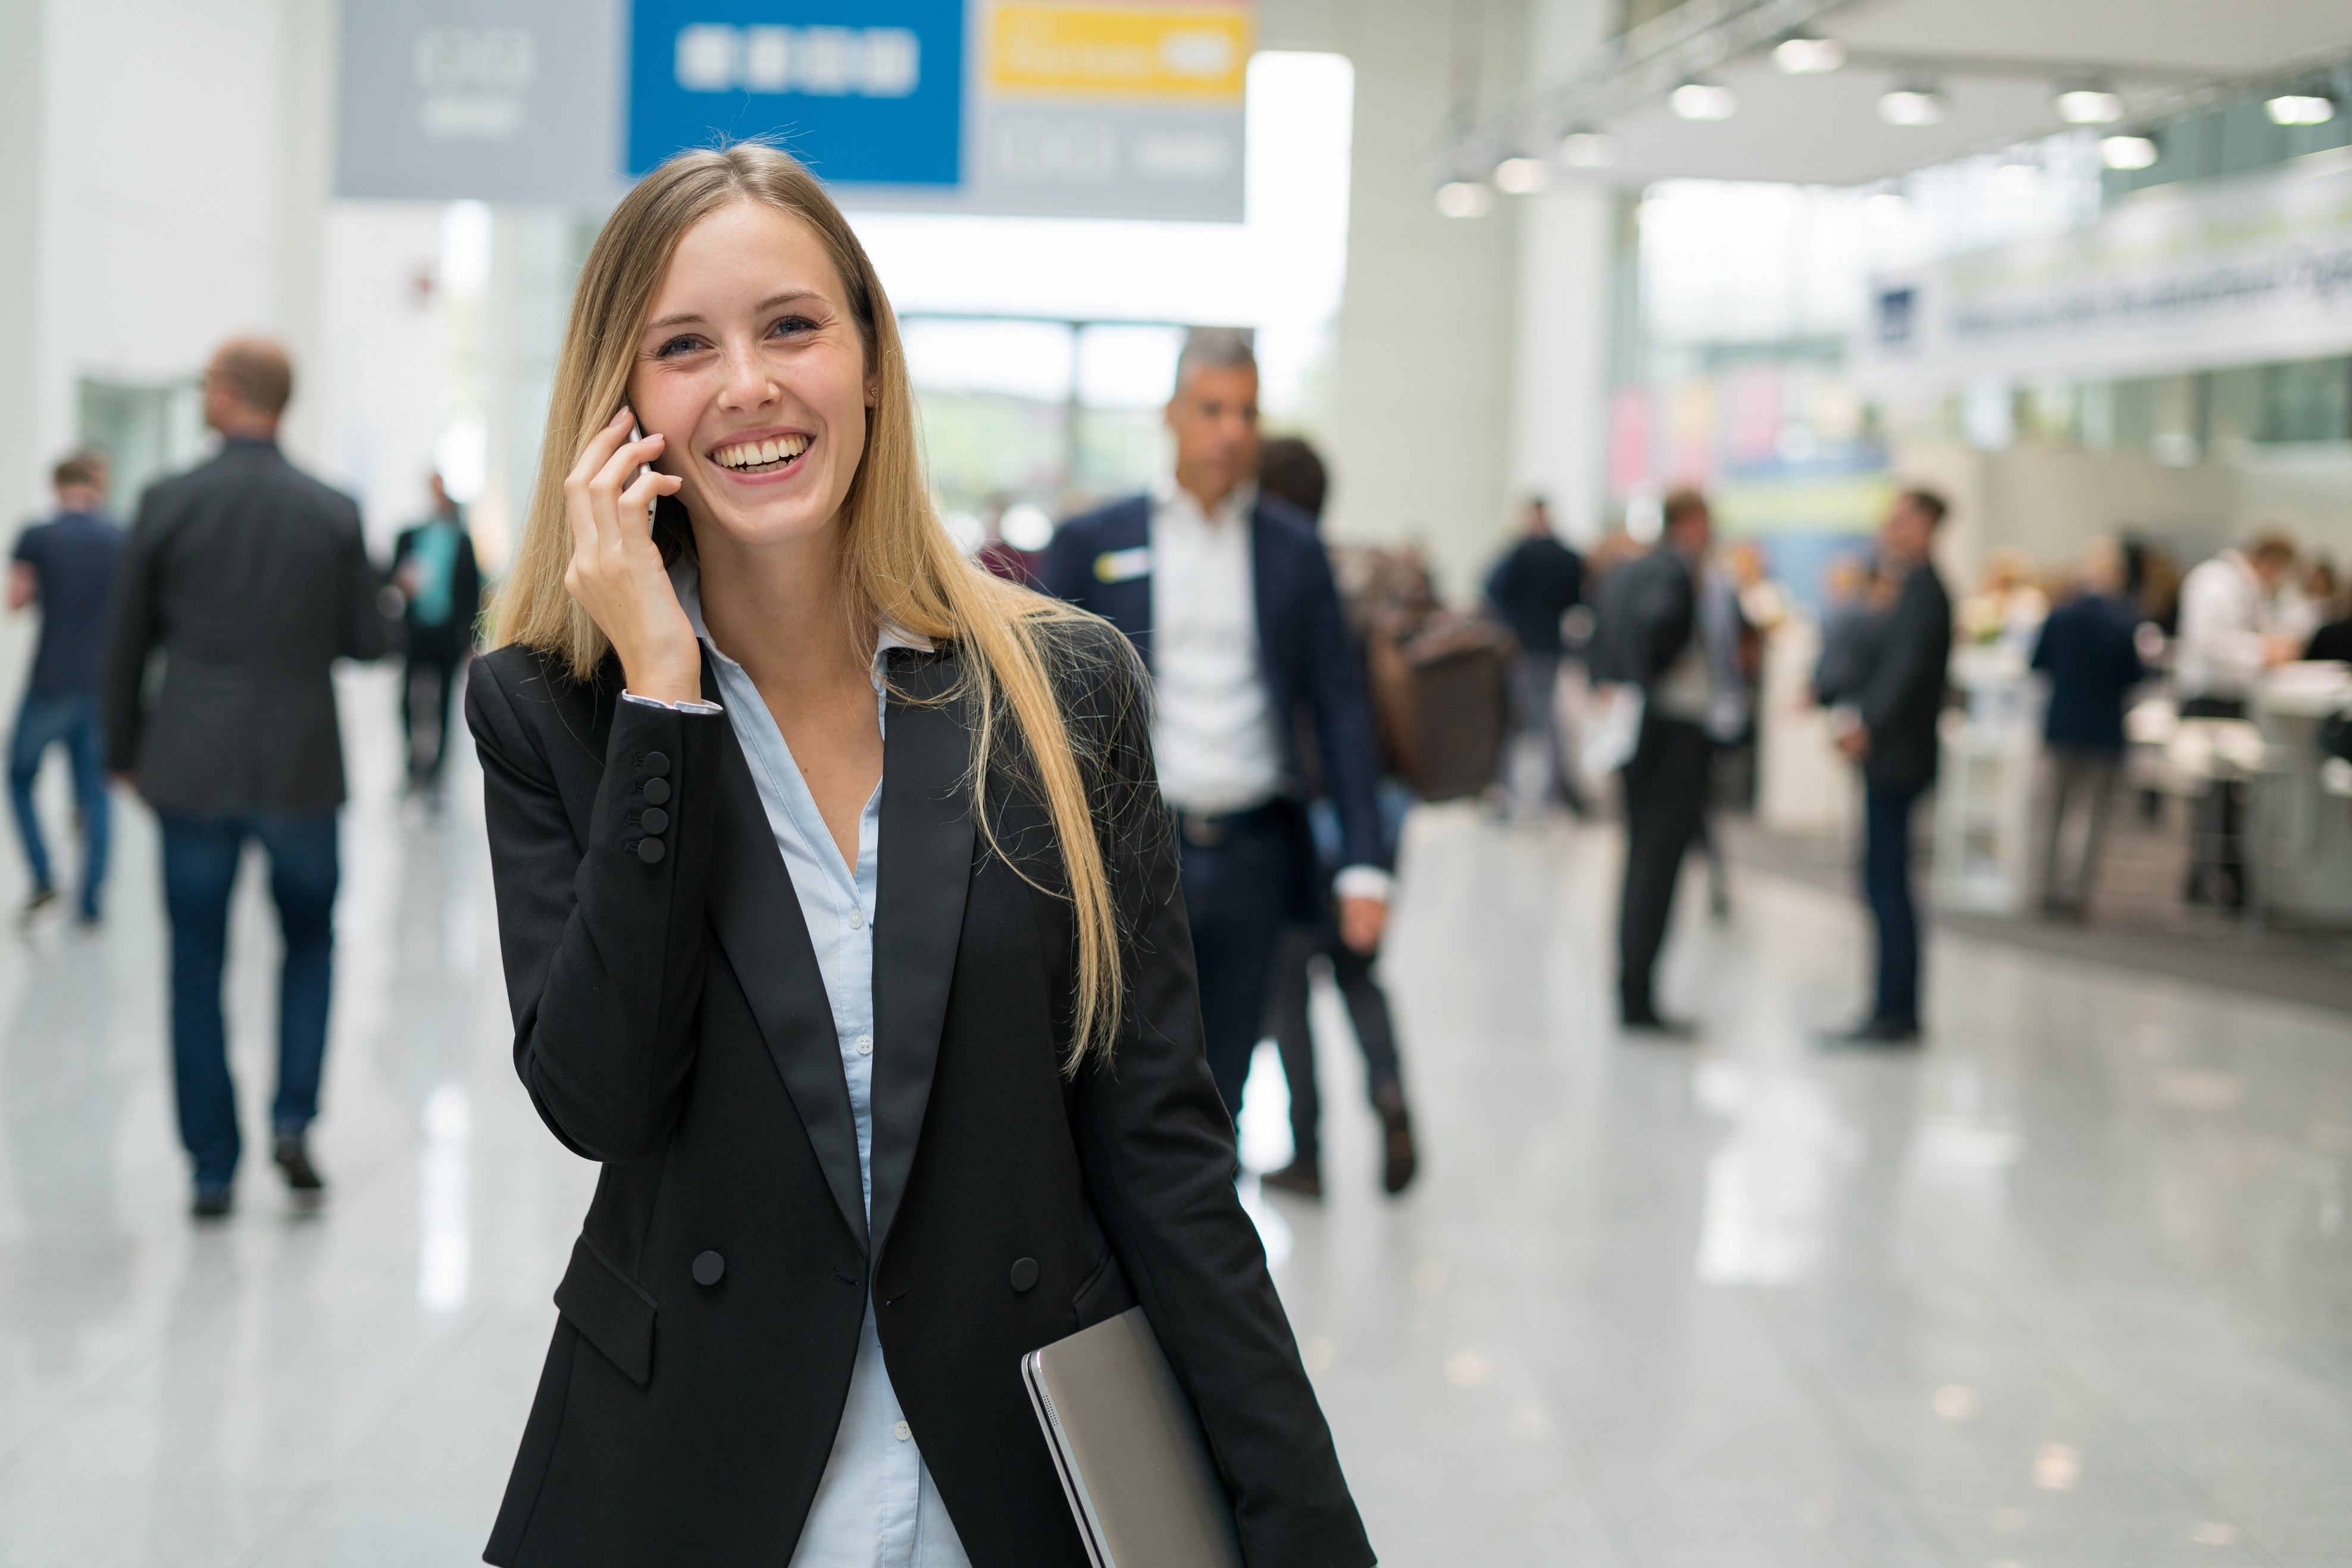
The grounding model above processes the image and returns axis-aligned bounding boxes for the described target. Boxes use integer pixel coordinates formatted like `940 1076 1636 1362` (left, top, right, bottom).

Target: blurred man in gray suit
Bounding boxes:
102 338 393 1218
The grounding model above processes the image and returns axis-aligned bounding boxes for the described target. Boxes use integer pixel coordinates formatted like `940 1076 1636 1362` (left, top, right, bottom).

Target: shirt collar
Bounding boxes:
1152 474 1257 529
667 552 931 663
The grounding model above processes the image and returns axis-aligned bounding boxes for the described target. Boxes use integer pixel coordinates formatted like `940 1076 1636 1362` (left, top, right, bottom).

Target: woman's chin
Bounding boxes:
689 497 844 555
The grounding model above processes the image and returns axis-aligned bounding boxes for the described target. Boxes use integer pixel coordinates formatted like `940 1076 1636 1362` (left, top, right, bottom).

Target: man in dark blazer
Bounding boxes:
102 338 393 1217
1829 487 1953 1045
2031 538 2151 918
389 472 483 800
1041 330 1390 1123
1590 489 1737 1034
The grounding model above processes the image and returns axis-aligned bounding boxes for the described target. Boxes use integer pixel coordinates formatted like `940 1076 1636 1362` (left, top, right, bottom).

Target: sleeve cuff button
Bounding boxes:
645 750 671 777
642 807 670 834
644 777 671 805
637 838 666 865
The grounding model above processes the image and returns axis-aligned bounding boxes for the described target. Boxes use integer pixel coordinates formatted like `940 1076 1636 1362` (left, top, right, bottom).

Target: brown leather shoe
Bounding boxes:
1375 1085 1418 1195
1260 1160 1324 1200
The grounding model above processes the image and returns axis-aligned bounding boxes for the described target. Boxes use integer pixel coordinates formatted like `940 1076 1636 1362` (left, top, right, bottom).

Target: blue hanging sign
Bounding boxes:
627 1 965 185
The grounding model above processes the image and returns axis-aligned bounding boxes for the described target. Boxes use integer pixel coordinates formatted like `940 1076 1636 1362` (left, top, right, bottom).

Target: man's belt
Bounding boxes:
1174 799 1286 849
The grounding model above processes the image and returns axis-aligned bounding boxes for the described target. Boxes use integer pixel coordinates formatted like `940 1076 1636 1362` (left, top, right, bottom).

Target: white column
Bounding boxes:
0 1 40 521
1505 0 1613 547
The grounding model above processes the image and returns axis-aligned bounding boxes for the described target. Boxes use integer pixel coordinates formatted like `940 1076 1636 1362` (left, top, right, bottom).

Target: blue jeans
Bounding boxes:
9 691 110 918
159 813 339 1192
1862 784 1925 1027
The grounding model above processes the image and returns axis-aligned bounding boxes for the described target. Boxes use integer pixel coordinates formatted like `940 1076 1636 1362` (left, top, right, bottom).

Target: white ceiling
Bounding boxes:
1562 0 2352 187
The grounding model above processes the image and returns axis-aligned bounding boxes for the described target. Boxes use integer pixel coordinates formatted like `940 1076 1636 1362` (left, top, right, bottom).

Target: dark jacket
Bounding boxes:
1040 493 1388 875
1484 534 1585 655
2308 616 2352 664
465 627 1371 1568
390 516 483 645
1859 559 1953 793
2032 593 2150 751
1813 603 1887 707
1588 544 1697 691
101 440 391 815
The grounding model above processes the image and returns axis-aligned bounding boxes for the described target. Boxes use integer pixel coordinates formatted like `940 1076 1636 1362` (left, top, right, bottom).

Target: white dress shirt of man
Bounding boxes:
2175 532 2303 705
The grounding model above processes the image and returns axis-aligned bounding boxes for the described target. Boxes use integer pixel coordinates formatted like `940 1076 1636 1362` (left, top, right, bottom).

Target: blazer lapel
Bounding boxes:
867 649 977 1266
703 716 871 1256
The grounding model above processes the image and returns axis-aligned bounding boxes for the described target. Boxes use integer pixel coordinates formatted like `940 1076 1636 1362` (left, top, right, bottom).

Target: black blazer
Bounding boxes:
1859 560 1953 793
465 624 1372 1568
1039 493 1389 875
101 439 392 815
1590 544 1696 691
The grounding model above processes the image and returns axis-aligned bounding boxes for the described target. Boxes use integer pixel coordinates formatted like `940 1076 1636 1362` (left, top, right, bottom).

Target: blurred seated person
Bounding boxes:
1252 434 1416 1199
2175 529 2301 907
2030 539 2150 920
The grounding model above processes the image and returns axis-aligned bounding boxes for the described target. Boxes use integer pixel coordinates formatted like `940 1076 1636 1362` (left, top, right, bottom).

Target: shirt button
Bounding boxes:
855 1035 873 1056
892 1420 911 1442
847 910 865 930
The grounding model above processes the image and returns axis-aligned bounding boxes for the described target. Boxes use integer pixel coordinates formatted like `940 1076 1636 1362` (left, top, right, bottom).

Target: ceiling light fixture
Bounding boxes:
2100 134 2159 170
1864 188 1911 227
1772 35 1846 74
1994 157 2042 193
1493 156 1552 194
1557 130 1619 167
1669 80 1739 121
2054 87 2123 125
1436 180 1495 218
1878 85 1948 127
2266 92 2338 126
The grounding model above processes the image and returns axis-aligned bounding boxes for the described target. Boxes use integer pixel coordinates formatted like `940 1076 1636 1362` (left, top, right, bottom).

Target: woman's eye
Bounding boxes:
655 335 707 358
768 315 818 339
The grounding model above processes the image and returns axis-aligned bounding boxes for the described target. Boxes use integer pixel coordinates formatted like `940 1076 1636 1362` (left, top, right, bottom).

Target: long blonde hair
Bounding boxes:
494 143 1123 1068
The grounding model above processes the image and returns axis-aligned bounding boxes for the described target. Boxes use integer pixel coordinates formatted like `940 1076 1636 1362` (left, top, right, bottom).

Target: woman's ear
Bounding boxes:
865 374 879 409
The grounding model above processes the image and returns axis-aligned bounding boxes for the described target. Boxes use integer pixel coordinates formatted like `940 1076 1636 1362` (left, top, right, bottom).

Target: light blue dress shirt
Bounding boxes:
671 558 972 1568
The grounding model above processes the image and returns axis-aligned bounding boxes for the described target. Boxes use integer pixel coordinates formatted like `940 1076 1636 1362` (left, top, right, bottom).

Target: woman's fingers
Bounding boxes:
585 431 666 543
618 464 682 530
564 409 635 553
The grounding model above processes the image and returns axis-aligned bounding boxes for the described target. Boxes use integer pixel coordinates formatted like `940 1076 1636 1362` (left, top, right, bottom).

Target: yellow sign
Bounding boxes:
990 4 1253 101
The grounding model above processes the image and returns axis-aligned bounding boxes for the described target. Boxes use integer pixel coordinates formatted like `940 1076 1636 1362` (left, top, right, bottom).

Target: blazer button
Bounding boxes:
645 750 671 777
1009 1257 1040 1292
692 1250 725 1287
641 807 670 834
643 776 671 805
637 838 667 865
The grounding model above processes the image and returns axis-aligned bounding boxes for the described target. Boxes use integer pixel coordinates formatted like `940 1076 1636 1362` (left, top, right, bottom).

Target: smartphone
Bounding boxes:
631 423 658 524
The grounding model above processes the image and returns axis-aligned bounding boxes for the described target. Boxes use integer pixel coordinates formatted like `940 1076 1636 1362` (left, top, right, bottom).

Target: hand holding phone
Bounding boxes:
563 408 697 702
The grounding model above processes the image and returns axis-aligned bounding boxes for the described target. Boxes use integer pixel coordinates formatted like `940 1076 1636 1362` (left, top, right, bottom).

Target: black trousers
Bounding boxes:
1175 803 1303 1121
1265 923 1403 1169
404 627 468 786
1617 713 1711 1019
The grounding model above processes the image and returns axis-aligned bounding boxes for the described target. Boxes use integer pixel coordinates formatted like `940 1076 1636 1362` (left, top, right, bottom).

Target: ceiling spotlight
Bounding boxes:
1436 180 1495 218
1557 130 1619 167
1494 156 1552 195
2054 87 2123 125
1878 85 1948 126
1669 80 1739 121
1994 158 2042 192
2266 92 2338 126
2101 134 2159 170
1864 189 1911 227
1773 35 1846 74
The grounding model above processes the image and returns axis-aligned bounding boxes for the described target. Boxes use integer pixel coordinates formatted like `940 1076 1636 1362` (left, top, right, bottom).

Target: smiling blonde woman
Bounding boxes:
468 144 1372 1567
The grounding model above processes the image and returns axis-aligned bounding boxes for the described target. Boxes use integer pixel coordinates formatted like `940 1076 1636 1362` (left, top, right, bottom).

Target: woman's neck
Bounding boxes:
692 521 871 696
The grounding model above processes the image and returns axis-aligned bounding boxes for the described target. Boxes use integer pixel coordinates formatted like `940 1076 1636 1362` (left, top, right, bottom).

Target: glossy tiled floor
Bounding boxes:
1 669 2347 1566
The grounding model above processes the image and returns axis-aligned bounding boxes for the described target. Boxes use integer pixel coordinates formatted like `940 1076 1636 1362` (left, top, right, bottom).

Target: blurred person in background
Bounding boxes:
2308 583 2352 663
1812 553 1889 710
1590 487 1743 1036
9 449 124 926
1825 488 1951 1047
2173 528 2301 908
1482 495 1587 816
975 492 1047 587
2030 538 2150 920
1045 330 1391 1125
1252 434 1416 1200
102 337 393 1219
390 473 481 804
1958 546 2049 654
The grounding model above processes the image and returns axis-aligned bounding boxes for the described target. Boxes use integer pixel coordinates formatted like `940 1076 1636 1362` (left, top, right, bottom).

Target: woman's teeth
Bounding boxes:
713 435 810 471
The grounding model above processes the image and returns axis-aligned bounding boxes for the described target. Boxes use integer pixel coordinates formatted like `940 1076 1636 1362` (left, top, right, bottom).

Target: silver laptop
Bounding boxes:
1022 1307 1245 1568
